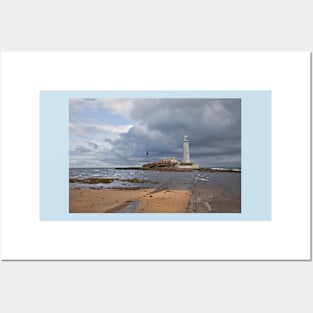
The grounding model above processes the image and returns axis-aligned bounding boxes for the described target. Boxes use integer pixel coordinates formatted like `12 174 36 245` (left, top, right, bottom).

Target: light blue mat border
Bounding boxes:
40 90 271 221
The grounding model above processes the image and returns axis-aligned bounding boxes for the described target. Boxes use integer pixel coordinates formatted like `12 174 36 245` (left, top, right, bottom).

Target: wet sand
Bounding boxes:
187 180 241 213
69 188 192 213
70 177 240 213
136 190 192 213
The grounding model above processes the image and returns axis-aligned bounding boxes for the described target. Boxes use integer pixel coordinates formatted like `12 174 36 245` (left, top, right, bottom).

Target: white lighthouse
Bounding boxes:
176 134 199 169
182 134 191 163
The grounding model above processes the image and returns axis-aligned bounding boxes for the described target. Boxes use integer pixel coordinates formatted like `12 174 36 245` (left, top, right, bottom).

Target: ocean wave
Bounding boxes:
210 168 241 172
70 177 159 185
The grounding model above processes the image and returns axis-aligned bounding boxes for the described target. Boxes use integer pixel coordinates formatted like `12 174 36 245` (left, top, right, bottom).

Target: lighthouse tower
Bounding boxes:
182 134 191 163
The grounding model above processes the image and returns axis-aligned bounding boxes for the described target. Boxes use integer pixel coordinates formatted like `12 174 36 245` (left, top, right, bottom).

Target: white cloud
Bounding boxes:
96 99 135 117
70 123 133 137
69 98 135 118
95 124 133 134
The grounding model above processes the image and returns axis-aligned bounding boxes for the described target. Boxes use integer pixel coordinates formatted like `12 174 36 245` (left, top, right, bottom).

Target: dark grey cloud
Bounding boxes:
109 99 241 167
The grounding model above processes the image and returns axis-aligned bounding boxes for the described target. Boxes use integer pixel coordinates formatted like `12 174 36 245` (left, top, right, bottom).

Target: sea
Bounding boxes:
69 168 241 200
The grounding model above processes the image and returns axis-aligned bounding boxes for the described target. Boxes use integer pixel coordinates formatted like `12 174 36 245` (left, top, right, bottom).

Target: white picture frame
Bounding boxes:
0 52 311 260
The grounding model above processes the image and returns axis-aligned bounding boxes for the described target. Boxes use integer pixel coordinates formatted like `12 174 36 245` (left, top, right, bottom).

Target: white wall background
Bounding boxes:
0 1 312 313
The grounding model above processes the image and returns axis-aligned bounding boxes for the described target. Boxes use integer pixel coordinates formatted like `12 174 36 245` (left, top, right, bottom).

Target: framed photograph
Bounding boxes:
40 90 271 222
1 52 311 260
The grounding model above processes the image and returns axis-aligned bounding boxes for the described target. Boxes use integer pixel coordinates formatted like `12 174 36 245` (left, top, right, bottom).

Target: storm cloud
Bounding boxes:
69 98 241 168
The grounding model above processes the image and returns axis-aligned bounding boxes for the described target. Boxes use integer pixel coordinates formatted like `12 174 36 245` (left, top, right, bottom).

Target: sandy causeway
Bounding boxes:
69 188 192 213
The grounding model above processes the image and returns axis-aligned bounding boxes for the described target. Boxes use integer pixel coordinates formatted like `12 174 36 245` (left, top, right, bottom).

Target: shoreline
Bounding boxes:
115 167 241 173
69 166 241 213
70 166 241 173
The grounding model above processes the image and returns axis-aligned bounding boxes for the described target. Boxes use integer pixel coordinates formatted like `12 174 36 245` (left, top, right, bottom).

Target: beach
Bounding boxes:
69 168 241 213
69 188 192 213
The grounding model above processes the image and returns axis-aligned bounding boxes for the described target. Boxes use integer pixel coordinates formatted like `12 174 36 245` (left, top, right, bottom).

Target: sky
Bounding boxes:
69 98 241 168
